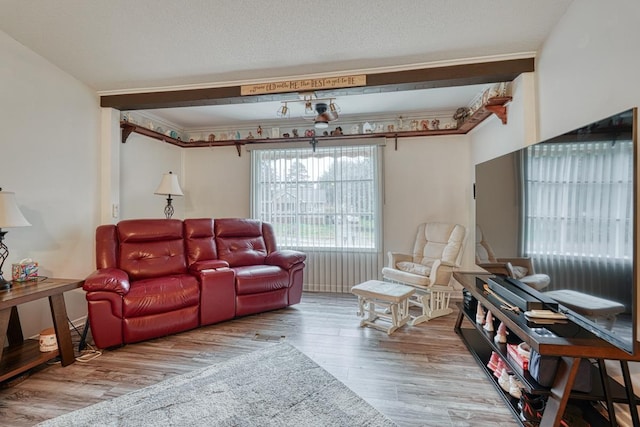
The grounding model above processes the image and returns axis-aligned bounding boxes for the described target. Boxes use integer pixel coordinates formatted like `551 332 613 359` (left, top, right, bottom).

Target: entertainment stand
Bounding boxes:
454 272 640 427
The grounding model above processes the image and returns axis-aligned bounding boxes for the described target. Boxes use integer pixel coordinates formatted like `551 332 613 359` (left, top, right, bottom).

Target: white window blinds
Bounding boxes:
251 143 384 292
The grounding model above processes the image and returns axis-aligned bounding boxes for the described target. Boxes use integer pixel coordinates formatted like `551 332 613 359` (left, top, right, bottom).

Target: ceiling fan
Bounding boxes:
277 92 341 129
312 102 339 129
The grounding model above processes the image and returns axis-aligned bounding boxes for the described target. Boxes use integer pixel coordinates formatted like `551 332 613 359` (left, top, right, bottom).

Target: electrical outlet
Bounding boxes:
112 203 119 218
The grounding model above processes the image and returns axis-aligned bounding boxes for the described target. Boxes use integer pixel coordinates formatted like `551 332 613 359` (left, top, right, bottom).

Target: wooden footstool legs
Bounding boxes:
352 280 415 335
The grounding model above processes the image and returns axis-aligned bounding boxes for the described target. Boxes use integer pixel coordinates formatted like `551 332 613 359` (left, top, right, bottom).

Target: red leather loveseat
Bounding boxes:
83 218 306 349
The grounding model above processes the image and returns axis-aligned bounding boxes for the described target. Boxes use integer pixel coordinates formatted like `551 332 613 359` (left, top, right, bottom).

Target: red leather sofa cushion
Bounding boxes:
117 219 187 281
123 274 199 317
184 218 218 266
234 265 289 295
215 218 268 267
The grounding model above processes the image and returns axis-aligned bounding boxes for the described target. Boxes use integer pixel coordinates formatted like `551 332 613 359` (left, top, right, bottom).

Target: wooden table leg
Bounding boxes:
540 356 581 427
596 359 617 427
49 294 75 366
620 360 639 427
6 306 23 345
0 307 11 361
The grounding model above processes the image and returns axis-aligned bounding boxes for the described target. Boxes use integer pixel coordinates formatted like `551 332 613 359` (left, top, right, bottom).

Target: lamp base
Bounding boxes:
0 277 11 290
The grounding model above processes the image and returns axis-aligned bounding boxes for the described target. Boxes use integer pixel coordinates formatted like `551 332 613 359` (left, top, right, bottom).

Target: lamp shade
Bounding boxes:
0 191 31 228
154 172 184 196
314 120 329 129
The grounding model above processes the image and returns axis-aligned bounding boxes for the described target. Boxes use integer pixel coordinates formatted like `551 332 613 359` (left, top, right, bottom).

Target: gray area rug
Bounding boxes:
38 343 396 426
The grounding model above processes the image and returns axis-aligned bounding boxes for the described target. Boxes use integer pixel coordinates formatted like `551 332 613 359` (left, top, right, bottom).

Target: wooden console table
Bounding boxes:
0 278 84 383
454 272 640 427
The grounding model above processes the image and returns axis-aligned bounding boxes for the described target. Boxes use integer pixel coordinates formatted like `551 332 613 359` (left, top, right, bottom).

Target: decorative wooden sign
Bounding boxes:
241 75 366 96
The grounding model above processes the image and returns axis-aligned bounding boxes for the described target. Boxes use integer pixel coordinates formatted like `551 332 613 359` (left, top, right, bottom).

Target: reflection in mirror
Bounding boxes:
475 108 636 353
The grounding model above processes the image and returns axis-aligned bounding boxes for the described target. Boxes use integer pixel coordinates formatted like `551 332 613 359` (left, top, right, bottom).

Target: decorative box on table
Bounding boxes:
12 259 38 281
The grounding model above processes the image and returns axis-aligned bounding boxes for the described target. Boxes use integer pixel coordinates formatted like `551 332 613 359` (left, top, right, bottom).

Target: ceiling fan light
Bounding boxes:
277 104 289 118
314 120 329 129
329 101 340 113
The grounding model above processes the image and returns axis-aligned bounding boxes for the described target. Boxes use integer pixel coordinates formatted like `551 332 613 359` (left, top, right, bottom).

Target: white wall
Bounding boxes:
537 0 640 140
472 73 538 166
183 146 251 218
0 30 101 337
120 133 184 220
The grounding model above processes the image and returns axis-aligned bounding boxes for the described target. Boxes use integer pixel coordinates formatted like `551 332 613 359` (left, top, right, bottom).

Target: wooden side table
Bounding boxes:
351 280 415 334
0 278 84 383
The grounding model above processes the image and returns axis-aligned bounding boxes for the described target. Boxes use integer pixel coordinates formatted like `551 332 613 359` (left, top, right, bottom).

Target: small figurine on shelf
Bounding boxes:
208 133 215 142
282 133 290 138
331 126 343 136
235 131 241 140
431 119 440 130
420 120 429 131
476 304 485 325
494 322 508 344
453 107 470 128
292 129 299 138
246 132 255 139
305 129 315 137
257 126 263 137
483 311 494 332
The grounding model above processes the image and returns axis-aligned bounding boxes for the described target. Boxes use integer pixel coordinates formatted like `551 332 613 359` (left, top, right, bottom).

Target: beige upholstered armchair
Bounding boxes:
382 222 466 325
475 225 550 291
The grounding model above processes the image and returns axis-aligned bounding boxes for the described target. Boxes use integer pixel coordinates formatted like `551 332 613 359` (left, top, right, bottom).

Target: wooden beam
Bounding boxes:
102 86 241 110
100 58 534 111
366 58 534 88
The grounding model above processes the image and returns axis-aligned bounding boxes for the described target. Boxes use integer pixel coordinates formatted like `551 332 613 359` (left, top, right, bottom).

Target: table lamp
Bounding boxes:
154 171 184 219
0 189 31 289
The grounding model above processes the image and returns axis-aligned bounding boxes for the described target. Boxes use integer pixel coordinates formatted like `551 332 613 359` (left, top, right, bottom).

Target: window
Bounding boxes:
251 144 382 251
524 140 633 260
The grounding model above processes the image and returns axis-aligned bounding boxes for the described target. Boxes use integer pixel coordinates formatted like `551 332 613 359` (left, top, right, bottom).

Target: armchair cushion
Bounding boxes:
396 261 431 277
413 223 466 267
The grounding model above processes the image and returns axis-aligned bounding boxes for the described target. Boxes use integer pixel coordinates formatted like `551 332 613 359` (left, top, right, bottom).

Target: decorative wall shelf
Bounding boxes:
121 96 512 156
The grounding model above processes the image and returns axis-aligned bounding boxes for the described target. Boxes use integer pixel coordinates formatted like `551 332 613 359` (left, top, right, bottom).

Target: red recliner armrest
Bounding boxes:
265 250 307 270
83 268 131 295
188 259 230 273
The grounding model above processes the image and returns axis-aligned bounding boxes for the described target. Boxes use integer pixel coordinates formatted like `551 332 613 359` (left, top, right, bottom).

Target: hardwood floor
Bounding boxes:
0 293 517 426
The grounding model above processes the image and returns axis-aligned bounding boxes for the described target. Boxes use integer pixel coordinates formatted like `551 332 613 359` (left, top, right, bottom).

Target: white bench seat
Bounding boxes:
351 280 415 334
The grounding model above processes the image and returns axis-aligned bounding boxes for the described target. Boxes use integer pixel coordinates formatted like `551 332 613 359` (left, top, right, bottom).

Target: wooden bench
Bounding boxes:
351 280 415 334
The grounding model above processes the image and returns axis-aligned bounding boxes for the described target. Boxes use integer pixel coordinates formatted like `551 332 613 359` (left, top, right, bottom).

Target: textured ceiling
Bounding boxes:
0 0 573 128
